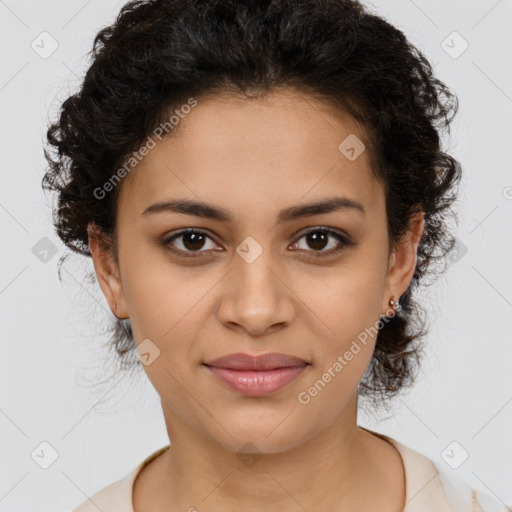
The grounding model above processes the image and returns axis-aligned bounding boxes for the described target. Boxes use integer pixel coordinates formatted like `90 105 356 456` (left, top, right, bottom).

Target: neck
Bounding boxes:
134 394 404 512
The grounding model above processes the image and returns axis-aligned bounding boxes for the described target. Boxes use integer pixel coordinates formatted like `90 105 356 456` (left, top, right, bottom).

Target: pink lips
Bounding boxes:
203 352 309 397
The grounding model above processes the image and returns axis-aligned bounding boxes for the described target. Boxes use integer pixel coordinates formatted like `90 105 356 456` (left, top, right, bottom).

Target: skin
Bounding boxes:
88 87 424 512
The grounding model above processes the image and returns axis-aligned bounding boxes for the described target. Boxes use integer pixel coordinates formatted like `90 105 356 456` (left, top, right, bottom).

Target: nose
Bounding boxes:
216 252 294 337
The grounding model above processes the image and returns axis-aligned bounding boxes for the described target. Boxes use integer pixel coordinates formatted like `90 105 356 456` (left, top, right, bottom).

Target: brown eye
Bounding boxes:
162 229 218 257
291 227 353 257
180 231 207 251
304 230 330 251
162 226 354 260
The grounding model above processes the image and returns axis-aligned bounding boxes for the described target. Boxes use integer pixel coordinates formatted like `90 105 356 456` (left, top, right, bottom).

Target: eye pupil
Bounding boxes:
183 232 206 251
307 230 328 251
165 227 347 259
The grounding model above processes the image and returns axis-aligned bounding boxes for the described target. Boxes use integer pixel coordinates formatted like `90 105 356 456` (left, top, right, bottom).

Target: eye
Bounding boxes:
161 228 220 258
290 227 353 257
161 226 354 259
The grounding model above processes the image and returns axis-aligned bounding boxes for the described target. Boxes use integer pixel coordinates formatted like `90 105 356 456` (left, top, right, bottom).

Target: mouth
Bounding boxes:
203 352 309 370
203 352 310 397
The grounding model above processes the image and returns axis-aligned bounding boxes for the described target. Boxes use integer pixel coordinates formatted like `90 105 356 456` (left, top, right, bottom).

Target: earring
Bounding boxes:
380 295 399 320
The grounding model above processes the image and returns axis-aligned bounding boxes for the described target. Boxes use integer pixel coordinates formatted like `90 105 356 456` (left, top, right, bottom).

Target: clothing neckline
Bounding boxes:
126 428 452 512
359 427 451 511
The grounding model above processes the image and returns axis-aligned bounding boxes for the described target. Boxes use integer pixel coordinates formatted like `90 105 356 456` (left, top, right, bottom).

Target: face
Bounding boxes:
89 87 424 454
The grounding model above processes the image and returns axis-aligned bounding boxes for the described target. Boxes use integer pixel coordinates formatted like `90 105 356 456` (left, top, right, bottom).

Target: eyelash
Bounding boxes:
161 226 354 259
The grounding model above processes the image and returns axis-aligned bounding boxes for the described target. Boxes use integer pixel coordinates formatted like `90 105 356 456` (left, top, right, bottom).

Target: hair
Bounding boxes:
42 0 462 410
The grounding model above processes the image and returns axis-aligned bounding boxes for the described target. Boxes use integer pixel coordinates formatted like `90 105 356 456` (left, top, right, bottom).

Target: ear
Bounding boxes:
87 223 129 319
382 210 425 314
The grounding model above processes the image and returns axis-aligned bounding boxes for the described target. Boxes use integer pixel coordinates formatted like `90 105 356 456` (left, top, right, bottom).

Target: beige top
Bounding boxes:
72 430 510 511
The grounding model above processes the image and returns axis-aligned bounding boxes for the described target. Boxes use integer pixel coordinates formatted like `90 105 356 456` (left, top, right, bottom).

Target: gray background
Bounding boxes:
0 0 511 510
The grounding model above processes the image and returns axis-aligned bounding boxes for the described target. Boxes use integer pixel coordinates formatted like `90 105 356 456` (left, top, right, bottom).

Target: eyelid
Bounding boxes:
161 226 354 258
295 225 351 242
290 226 354 257
161 228 221 257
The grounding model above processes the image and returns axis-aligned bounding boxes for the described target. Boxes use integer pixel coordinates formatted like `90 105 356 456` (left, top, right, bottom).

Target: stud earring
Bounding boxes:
380 295 399 320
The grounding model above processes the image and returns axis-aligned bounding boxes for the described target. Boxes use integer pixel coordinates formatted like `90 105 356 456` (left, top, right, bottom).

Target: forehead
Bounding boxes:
118 88 384 222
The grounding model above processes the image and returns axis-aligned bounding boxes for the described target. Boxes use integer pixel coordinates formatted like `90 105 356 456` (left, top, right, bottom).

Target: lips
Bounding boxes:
203 352 310 396
203 352 310 397
203 352 309 371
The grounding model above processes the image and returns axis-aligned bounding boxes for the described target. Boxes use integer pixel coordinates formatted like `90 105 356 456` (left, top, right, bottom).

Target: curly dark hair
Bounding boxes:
42 0 462 409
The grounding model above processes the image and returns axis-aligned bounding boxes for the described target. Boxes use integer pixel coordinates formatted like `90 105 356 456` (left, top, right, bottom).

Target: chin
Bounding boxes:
216 435 302 456
204 416 313 456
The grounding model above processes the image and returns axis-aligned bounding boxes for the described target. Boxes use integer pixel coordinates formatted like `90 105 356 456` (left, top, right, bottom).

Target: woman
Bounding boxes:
42 0 508 510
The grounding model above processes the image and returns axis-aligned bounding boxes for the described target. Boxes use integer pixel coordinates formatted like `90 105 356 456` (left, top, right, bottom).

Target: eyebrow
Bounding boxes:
141 196 366 223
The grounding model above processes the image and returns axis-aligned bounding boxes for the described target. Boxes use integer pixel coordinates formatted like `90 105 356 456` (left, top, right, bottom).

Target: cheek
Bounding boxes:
297 259 385 398
118 236 210 341
299 261 384 344
295 273 380 420
119 253 221 406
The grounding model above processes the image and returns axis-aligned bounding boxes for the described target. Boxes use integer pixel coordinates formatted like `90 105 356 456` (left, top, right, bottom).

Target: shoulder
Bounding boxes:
379 432 510 512
435 464 510 512
72 445 170 512
71 467 138 512
361 428 509 512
